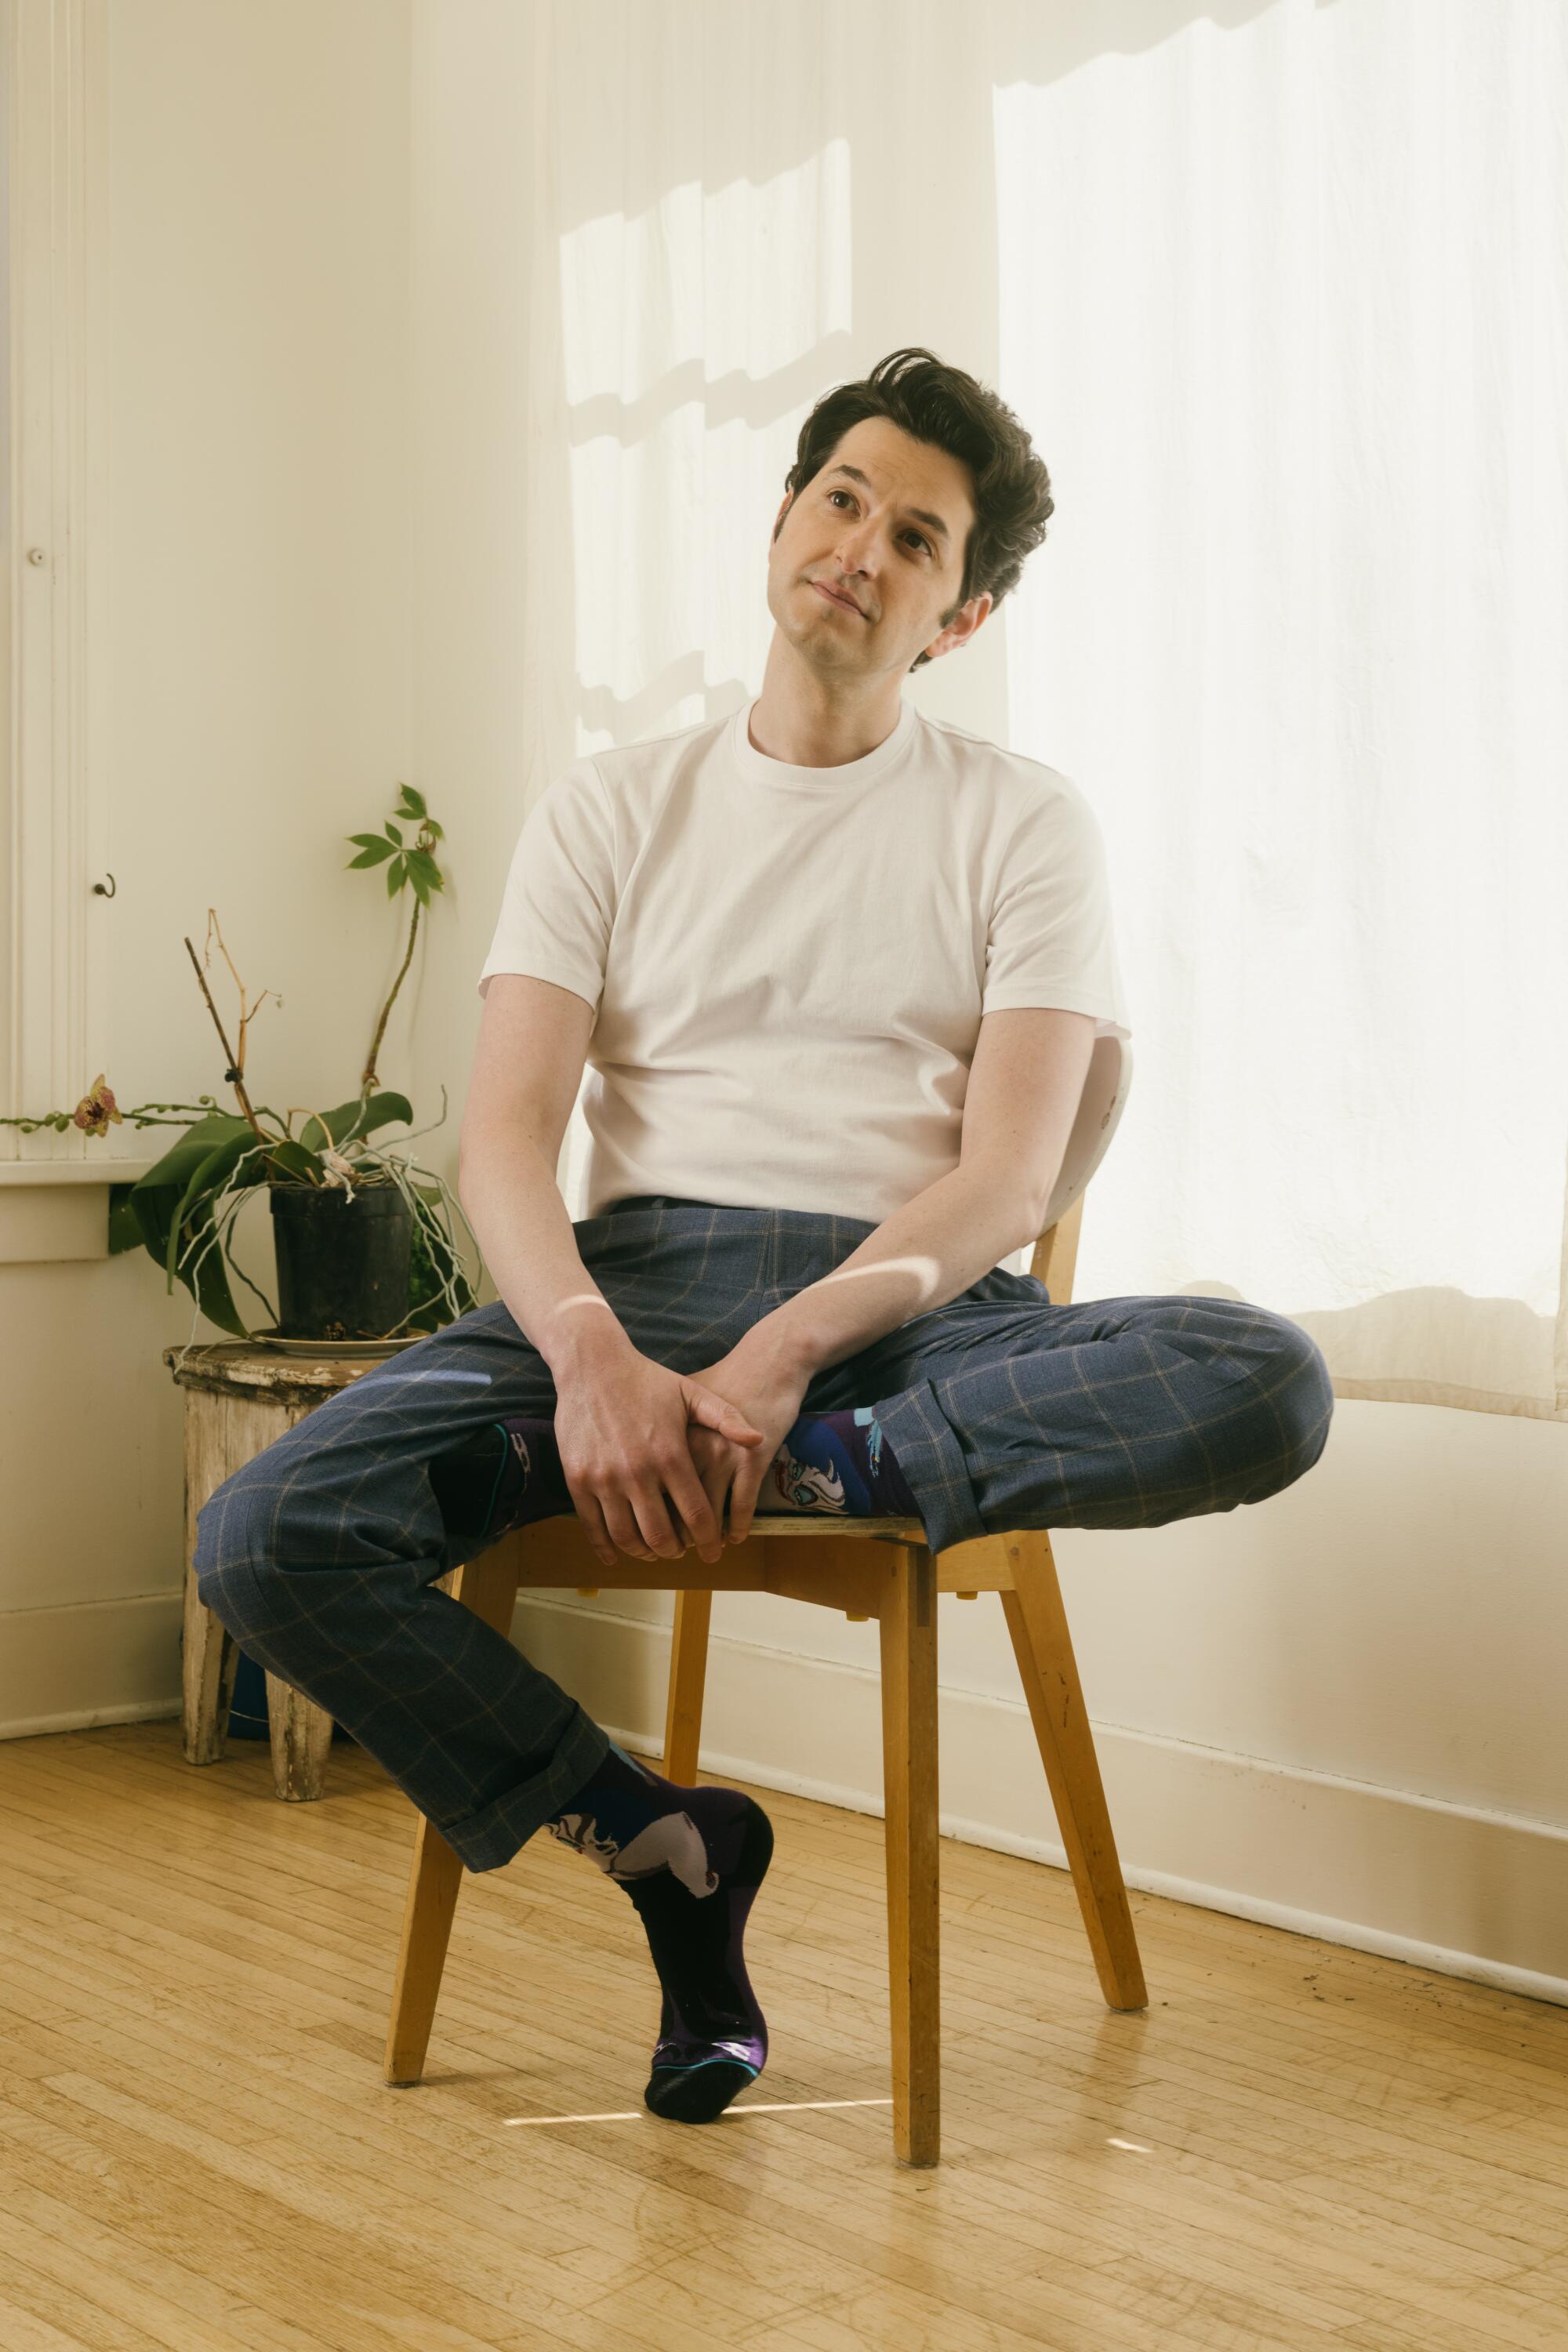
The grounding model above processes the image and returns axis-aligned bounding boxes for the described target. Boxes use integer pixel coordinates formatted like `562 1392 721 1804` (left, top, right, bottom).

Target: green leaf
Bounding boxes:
177 1193 248 1335
406 849 444 891
109 1114 256 1326
423 818 444 841
215 1196 275 1331
107 1183 143 1255
126 1112 255 1203
266 1138 323 1184
109 1127 296 1331
296 1090 413 1155
383 821 404 845
347 836 396 868
387 858 405 897
165 1132 260 1283
398 785 427 817
232 1144 275 1190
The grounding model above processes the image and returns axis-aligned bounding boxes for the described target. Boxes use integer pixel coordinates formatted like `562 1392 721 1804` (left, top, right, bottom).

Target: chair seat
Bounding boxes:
746 1512 925 1539
504 1513 1018 1601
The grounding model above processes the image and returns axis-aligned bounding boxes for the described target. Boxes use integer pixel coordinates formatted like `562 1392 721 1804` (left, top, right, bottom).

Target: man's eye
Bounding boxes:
826 488 930 554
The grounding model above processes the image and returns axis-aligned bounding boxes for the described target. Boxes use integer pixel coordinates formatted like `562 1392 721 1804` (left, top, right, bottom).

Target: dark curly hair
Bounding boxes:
773 346 1054 670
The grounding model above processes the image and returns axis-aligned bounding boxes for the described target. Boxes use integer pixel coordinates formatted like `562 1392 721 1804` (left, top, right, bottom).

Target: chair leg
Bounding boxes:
879 1543 941 2168
1000 1531 1148 2012
662 1587 713 1784
384 1813 466 2086
383 1547 521 2086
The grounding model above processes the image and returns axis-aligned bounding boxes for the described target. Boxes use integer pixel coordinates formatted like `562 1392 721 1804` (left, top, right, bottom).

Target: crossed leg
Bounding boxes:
194 1219 1333 1871
812 1280 1336 1555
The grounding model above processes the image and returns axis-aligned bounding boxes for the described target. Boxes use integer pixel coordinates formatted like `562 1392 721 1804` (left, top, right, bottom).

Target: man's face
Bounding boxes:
767 414 992 678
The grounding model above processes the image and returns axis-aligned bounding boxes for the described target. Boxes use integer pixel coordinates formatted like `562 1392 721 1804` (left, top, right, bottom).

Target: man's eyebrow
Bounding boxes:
822 463 951 546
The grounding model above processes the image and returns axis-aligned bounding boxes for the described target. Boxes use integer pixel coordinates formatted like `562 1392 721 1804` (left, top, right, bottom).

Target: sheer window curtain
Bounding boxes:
993 0 1567 1424
521 0 1566 1425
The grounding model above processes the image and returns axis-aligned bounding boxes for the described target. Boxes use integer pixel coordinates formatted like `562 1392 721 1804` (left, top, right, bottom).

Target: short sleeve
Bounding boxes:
982 780 1130 1036
476 759 616 1014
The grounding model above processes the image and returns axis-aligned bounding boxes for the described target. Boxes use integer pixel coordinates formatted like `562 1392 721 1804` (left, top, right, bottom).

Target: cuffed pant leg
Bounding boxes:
861 1291 1335 1549
869 1377 990 1552
198 1539 612 1874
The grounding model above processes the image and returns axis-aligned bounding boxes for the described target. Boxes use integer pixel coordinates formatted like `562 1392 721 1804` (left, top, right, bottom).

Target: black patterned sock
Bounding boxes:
427 1415 571 1546
543 1740 773 2125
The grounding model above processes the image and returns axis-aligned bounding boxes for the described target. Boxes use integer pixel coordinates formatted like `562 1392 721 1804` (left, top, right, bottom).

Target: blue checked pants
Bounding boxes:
193 1194 1334 1874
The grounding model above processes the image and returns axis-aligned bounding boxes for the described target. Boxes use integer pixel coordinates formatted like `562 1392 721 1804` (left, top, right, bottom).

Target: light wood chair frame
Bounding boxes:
383 1186 1148 2168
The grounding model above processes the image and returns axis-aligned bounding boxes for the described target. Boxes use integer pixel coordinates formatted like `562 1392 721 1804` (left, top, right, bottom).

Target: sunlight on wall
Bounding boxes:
556 140 853 738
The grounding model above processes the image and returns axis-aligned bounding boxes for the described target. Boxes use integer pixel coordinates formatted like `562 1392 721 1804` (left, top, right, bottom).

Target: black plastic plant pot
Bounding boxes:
269 1178 413 1341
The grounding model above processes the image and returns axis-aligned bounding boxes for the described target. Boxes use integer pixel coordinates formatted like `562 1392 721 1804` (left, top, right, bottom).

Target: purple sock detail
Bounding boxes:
427 1414 570 1545
544 1740 772 2125
766 1406 920 1518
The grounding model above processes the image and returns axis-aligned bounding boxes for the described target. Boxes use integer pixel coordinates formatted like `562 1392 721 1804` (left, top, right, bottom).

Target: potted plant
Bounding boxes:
2 782 481 1348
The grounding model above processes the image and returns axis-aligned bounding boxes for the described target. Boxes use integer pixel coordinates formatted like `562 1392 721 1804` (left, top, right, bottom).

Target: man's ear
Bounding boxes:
920 590 994 666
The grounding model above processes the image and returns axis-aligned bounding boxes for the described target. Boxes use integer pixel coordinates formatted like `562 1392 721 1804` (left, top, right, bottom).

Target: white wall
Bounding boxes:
0 0 415 1719
5 0 1565 2012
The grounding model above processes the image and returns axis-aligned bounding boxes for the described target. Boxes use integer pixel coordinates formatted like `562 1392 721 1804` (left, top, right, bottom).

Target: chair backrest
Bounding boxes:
1028 1031 1133 1305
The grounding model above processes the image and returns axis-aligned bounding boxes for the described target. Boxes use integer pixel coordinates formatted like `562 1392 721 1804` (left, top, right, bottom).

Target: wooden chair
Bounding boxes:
384 1037 1145 2168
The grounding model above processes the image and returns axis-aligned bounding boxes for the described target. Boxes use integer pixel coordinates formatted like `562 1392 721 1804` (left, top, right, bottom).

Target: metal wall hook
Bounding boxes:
92 872 116 898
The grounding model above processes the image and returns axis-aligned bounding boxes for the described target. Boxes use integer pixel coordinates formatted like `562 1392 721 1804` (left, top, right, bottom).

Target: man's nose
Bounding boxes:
832 526 877 576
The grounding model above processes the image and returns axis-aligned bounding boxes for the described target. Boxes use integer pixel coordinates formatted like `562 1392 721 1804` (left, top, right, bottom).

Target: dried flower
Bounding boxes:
71 1074 123 1138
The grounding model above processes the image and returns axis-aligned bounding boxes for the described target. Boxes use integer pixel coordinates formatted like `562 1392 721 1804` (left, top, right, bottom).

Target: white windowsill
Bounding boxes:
0 1158 166 1185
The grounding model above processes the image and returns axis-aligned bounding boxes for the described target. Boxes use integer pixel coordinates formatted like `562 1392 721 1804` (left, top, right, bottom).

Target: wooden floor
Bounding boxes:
0 1724 1566 2352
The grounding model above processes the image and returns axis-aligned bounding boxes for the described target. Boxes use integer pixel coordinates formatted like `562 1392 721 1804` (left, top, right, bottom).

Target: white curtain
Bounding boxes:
518 0 1568 1425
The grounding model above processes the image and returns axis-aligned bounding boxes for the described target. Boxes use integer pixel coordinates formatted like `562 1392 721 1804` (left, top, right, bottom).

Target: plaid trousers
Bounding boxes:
194 1194 1334 1873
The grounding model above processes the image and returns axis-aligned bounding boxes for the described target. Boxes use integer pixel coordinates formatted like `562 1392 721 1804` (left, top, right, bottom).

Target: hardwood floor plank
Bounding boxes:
0 2238 175 2351
0 2184 321 2352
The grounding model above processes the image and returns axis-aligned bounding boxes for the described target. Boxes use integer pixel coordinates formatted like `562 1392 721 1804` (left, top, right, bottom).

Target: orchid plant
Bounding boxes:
1 782 481 1346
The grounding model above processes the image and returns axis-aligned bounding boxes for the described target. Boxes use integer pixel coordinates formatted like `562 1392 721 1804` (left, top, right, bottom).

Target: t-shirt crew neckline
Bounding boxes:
731 692 917 793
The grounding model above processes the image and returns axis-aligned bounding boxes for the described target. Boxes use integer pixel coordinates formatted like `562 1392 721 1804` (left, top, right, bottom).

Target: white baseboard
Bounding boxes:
0 1591 183 1739
513 1592 1568 2010
5 1584 1565 2011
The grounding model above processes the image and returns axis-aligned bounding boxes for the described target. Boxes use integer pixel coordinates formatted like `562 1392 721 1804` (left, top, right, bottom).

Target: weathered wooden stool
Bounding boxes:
165 1342 394 1801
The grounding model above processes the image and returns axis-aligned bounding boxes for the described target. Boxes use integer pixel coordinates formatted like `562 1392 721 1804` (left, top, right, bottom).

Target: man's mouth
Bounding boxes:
812 580 863 615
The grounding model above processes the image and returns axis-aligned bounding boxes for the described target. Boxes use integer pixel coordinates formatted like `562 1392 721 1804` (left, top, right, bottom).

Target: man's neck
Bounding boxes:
747 675 904 770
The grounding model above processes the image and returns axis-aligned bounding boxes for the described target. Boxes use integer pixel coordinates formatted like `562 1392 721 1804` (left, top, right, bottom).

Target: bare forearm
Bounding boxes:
457 1125 633 1377
746 1164 1041 1382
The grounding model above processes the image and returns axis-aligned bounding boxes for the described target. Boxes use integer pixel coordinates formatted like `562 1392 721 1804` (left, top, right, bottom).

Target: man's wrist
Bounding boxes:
735 1298 828 1386
534 1293 639 1381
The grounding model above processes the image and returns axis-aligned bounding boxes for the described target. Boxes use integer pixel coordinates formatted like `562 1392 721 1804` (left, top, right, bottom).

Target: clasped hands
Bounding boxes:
553 1333 811 1570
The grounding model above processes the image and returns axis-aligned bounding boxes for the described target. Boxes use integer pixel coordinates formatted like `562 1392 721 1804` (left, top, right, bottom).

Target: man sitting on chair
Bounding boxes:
195 347 1334 2129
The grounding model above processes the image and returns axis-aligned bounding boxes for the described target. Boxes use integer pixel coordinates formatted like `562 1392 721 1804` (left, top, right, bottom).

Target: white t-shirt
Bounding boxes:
477 692 1131 1225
